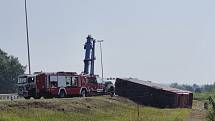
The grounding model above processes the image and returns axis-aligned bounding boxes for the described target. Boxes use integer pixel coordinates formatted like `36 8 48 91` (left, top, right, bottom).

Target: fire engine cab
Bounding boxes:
18 72 105 99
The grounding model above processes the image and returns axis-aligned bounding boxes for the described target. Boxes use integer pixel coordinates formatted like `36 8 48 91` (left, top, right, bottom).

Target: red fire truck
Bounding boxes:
17 72 106 99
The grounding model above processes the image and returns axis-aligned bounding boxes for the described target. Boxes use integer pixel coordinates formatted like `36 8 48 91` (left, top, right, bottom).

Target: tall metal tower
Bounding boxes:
83 35 96 75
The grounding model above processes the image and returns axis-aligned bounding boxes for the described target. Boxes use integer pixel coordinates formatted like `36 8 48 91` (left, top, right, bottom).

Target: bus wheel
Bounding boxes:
59 90 66 98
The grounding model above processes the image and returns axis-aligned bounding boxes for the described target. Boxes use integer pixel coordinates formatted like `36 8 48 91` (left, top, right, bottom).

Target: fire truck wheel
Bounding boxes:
81 89 87 97
59 90 66 98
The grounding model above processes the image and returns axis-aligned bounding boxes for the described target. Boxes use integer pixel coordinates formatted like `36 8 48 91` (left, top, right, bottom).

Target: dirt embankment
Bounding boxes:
186 100 207 121
0 96 133 113
0 96 194 121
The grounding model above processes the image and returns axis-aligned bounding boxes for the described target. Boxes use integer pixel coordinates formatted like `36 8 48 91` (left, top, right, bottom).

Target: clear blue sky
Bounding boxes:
1 0 215 84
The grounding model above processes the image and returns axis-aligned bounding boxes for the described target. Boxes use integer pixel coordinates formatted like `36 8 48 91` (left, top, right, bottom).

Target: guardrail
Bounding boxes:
0 94 21 100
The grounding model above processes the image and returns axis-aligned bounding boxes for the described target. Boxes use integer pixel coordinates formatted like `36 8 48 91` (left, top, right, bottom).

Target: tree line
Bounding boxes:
0 49 25 93
170 82 215 93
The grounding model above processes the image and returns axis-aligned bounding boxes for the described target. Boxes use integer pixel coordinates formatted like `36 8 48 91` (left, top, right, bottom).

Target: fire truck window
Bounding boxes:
88 79 97 84
27 77 34 83
18 77 27 83
66 77 71 86
51 81 57 87
71 77 78 86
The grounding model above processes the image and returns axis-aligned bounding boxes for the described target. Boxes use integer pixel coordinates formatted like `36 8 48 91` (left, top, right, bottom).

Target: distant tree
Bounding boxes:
170 83 195 92
182 84 194 92
170 83 178 88
0 49 25 93
192 84 201 93
170 82 215 93
195 88 202 93
203 84 214 92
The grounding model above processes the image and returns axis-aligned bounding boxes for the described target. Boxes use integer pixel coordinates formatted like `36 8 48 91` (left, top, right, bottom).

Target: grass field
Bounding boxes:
0 96 191 121
194 92 215 101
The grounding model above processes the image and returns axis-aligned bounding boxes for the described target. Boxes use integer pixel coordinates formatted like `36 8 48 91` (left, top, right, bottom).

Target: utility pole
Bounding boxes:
24 0 31 74
97 40 104 82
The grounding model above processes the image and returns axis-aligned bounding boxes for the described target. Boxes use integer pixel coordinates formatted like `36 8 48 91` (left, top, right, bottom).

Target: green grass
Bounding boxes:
0 96 191 121
194 92 215 101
